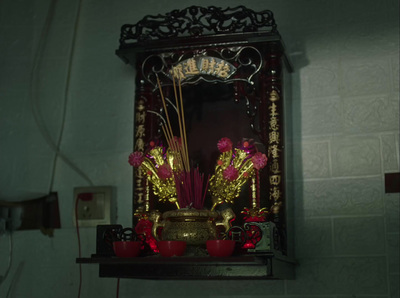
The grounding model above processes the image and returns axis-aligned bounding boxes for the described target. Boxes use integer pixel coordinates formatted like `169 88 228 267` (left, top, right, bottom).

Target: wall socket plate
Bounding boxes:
73 186 113 227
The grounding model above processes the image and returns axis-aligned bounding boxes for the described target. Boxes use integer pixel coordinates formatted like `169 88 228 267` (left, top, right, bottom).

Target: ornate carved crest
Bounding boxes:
119 6 277 47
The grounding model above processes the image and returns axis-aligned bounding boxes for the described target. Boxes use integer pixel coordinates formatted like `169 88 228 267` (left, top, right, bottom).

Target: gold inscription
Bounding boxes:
171 56 236 80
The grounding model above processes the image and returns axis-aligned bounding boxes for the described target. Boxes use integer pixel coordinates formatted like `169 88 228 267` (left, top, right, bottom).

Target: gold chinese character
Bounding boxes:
137 100 145 112
135 138 145 151
269 131 280 144
269 144 280 158
136 124 145 138
269 90 280 102
214 61 230 78
270 159 280 174
171 65 186 79
183 58 200 75
137 193 144 204
136 111 146 123
270 186 281 200
270 175 281 186
269 103 279 117
200 58 211 73
269 116 279 131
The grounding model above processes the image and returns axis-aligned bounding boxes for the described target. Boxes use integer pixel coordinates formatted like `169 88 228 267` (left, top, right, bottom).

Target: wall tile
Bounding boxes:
390 55 399 92
295 218 333 257
334 257 387 295
333 216 385 255
331 136 381 177
338 20 399 60
287 257 387 295
299 177 384 217
300 64 340 99
334 0 392 25
386 233 399 273
298 141 331 179
293 25 340 62
343 93 399 134
300 96 343 136
389 273 399 298
385 194 400 233
340 59 391 97
381 133 399 172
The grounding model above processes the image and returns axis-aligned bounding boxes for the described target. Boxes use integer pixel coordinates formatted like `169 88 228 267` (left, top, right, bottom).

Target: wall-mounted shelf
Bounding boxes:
76 253 296 280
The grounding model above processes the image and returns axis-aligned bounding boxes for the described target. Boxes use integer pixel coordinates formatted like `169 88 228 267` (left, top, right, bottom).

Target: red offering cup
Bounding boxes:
158 241 186 257
206 240 236 257
113 241 141 258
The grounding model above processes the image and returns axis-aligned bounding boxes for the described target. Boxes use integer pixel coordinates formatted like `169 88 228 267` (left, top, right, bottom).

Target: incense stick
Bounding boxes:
177 76 190 171
156 76 183 167
157 71 210 209
172 74 189 172
156 75 175 147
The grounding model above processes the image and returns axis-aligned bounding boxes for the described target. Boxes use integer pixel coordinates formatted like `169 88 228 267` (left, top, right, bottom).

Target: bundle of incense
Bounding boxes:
174 168 210 209
156 74 189 173
157 72 211 209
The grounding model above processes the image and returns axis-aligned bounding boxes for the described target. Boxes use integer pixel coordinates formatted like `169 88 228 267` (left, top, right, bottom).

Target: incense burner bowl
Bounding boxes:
152 208 234 246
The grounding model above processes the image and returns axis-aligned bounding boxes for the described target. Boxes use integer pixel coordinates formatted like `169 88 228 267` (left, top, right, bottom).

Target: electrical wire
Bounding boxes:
75 198 82 298
5 262 23 298
116 278 120 298
30 0 93 192
48 0 89 191
0 232 13 287
29 1 88 297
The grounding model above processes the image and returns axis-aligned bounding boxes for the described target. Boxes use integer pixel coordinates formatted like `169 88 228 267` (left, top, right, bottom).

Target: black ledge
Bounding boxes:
76 253 296 280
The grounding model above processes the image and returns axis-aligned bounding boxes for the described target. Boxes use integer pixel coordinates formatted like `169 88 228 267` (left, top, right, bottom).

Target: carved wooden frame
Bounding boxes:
116 5 293 256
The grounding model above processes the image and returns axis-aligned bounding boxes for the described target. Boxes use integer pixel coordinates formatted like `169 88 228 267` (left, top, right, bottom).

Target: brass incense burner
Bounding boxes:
152 208 234 246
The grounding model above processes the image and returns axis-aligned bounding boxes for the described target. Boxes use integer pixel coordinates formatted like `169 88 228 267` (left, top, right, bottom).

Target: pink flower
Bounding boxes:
158 164 172 180
129 152 144 167
217 137 233 153
223 165 239 181
251 152 268 170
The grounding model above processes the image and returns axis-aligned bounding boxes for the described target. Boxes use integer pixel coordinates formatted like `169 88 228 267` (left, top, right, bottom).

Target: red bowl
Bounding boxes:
158 241 186 257
206 240 236 257
113 241 141 258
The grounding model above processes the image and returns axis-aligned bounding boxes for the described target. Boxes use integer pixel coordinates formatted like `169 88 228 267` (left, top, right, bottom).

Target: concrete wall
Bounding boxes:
0 0 398 297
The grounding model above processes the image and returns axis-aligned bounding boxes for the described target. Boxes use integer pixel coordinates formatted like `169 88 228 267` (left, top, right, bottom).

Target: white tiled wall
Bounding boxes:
0 0 398 297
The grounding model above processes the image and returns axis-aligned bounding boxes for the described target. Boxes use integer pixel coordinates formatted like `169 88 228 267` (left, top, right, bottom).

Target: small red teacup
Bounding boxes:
158 240 186 257
206 239 236 257
113 241 141 258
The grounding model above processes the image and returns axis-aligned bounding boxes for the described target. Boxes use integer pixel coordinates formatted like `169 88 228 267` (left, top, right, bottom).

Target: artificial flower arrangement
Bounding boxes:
129 137 268 211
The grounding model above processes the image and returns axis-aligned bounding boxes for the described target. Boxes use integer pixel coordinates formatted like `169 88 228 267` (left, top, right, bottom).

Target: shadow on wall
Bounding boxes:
285 44 309 261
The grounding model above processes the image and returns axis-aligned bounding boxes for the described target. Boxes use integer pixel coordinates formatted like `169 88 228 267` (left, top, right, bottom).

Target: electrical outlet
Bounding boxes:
73 186 112 227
